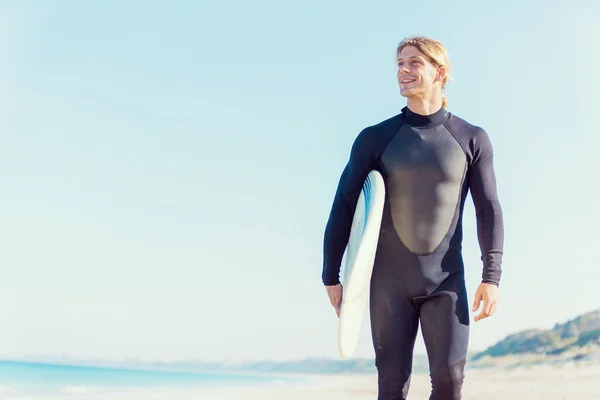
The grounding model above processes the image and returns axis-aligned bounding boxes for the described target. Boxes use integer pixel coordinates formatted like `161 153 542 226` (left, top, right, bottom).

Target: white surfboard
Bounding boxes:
338 170 386 359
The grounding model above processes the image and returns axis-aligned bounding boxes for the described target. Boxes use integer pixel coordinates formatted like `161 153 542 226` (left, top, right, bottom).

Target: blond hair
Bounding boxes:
396 36 452 108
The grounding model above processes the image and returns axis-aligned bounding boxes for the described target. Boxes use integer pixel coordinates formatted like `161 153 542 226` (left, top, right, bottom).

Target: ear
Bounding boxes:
436 66 447 84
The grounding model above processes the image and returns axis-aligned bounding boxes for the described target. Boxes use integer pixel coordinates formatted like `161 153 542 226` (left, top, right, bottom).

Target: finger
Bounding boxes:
482 299 493 320
489 302 497 317
335 306 340 318
475 300 488 322
484 300 493 316
472 294 481 312
335 290 343 306
331 296 339 308
475 307 492 322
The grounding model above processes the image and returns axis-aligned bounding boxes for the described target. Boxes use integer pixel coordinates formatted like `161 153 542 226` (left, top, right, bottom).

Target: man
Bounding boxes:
322 36 504 399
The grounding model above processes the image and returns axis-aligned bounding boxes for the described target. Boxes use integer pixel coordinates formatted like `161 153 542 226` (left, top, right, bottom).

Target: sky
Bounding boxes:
1 0 599 363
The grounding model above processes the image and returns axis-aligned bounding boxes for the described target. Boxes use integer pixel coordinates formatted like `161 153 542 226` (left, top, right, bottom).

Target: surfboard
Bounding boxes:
338 170 386 360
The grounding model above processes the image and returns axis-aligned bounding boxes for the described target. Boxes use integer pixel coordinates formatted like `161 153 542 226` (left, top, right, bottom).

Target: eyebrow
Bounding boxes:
397 55 424 62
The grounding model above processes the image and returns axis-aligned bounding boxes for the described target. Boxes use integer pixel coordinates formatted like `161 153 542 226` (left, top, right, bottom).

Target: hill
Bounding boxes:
471 309 600 365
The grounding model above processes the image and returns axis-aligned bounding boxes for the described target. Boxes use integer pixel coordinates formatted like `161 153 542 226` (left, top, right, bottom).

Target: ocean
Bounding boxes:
0 360 298 398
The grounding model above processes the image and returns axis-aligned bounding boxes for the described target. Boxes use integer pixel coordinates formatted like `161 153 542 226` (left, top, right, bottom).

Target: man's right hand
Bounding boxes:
326 284 343 318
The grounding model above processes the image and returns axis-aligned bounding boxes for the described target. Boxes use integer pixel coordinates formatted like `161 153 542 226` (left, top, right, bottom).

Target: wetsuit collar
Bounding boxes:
402 105 448 128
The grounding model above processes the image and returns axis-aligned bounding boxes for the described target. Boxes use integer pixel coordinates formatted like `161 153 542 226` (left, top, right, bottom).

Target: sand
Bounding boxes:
6 362 597 399
195 362 600 400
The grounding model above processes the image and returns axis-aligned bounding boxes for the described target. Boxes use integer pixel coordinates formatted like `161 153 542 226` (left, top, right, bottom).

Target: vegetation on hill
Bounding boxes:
472 309 600 361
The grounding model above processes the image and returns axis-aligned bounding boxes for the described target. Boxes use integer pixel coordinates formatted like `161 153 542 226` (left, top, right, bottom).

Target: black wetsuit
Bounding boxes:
322 106 504 400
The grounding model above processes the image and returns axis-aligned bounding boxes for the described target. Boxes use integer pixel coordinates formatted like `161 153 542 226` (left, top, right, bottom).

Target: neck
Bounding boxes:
406 93 443 116
401 101 448 128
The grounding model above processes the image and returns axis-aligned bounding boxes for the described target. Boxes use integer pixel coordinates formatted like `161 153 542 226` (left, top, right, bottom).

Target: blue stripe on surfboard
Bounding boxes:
362 173 372 229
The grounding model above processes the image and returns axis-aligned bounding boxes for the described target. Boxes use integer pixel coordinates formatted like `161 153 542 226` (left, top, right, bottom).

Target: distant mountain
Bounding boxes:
471 309 600 363
220 358 379 374
122 354 430 375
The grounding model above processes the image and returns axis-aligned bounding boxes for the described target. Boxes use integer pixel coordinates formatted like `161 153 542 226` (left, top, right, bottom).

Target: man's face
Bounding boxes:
396 45 443 99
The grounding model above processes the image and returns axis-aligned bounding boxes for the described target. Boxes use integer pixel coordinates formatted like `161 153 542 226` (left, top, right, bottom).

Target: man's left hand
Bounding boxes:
472 282 499 322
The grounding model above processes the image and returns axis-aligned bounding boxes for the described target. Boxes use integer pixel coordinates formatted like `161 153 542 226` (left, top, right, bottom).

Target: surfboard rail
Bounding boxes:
338 170 386 359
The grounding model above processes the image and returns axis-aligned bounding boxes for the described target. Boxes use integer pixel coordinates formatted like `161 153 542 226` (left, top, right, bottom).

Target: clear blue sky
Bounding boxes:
1 0 599 363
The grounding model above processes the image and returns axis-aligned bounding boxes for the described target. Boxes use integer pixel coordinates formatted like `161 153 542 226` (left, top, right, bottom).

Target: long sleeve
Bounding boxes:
467 128 504 286
322 128 378 286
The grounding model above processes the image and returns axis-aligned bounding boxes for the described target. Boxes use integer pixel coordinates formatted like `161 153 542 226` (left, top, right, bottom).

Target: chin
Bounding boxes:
399 88 413 98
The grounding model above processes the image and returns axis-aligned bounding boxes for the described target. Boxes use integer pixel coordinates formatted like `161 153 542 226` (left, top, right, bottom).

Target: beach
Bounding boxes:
0 361 597 399
195 362 600 400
